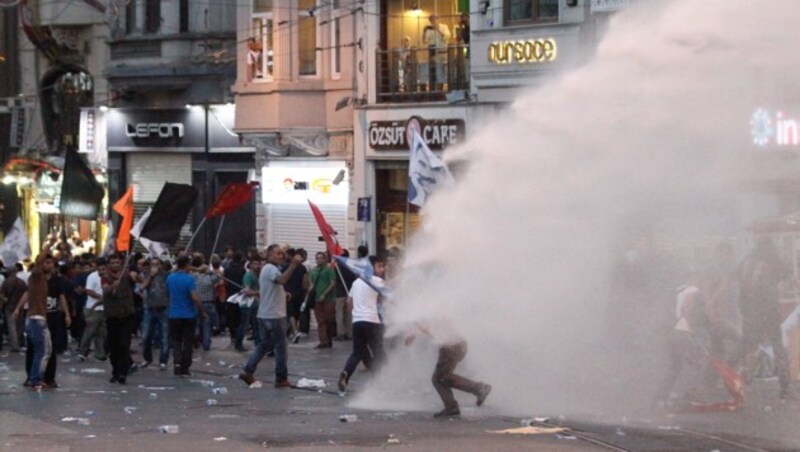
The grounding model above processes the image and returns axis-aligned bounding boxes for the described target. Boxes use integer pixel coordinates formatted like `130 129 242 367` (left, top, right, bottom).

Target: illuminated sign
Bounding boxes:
751 108 800 147
125 123 185 139
488 38 557 65
261 166 349 205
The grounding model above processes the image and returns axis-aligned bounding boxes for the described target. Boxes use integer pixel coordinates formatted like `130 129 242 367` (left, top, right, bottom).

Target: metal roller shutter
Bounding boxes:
126 153 194 254
267 203 347 255
126 153 192 202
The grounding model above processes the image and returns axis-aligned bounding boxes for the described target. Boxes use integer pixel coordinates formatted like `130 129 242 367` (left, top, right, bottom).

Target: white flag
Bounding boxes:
407 130 454 207
102 219 116 257
131 208 170 257
0 217 31 265
131 208 151 239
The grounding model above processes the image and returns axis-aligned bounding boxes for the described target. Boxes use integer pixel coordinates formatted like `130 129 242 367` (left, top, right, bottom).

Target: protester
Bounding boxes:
55 263 77 354
297 249 313 337
210 254 226 335
224 252 247 351
333 249 357 341
1 264 27 353
103 254 137 384
404 320 491 418
738 237 792 399
78 258 107 362
192 255 220 351
337 256 386 394
239 256 262 350
284 248 308 343
67 261 89 346
655 285 708 406
167 255 206 377
12 239 70 390
700 243 741 368
140 257 170 369
309 252 336 348
239 244 304 388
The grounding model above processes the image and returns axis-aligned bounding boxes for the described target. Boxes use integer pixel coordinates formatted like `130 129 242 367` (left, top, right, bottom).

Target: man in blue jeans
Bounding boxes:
140 257 170 369
239 244 304 388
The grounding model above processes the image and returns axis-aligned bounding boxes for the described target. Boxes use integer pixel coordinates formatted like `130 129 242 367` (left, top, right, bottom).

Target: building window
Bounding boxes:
250 0 274 81
180 0 189 32
505 0 558 25
330 0 343 79
125 0 136 34
299 0 318 77
145 0 161 34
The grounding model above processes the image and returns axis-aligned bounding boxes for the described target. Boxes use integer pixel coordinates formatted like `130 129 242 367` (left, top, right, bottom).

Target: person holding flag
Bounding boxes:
337 255 387 394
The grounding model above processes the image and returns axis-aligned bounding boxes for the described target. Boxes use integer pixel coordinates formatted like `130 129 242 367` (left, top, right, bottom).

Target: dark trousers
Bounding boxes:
299 302 312 334
432 341 484 411
343 321 384 379
47 312 68 354
314 300 336 346
170 318 196 373
226 302 240 343
741 310 790 392
106 315 134 379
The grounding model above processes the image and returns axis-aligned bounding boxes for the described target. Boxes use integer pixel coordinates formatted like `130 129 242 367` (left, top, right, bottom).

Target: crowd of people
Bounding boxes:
0 232 493 417
607 236 797 406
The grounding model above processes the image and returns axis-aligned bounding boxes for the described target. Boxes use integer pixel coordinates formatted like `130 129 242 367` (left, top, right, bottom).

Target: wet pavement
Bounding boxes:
1 334 799 451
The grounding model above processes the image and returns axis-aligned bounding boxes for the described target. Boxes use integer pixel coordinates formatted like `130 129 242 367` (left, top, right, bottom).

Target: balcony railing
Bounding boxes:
376 45 469 103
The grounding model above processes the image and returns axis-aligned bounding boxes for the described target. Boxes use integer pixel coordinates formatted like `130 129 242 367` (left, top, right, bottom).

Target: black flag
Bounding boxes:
59 147 104 219
140 182 198 245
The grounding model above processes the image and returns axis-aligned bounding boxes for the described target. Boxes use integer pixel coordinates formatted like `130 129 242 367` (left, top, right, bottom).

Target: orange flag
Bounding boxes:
113 186 134 252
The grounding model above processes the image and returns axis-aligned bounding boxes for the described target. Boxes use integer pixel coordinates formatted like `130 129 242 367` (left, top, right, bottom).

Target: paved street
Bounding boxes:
1 334 800 451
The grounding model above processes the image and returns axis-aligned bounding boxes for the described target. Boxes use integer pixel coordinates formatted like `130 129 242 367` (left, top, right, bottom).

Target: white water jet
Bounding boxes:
352 0 800 431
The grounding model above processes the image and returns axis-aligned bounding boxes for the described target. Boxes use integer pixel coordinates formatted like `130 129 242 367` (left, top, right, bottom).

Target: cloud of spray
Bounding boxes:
352 0 800 420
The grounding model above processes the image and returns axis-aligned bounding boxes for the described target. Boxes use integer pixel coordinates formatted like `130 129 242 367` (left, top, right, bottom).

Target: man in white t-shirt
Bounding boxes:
337 256 386 393
77 258 107 361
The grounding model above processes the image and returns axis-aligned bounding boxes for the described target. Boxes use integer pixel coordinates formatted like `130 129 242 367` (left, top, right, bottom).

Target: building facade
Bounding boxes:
105 0 255 255
233 0 358 254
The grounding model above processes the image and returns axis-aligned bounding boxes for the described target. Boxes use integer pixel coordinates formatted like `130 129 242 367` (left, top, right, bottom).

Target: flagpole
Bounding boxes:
403 198 410 248
210 215 225 257
333 260 351 297
184 217 208 252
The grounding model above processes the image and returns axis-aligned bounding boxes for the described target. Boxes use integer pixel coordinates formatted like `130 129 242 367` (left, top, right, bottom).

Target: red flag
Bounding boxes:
113 186 134 252
683 355 744 413
307 199 344 256
205 182 256 219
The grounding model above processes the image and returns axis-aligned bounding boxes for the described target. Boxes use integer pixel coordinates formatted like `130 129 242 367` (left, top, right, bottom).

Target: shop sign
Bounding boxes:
357 197 371 222
751 108 800 148
79 108 96 153
9 106 25 148
106 108 205 151
368 118 464 151
261 166 349 205
488 38 557 65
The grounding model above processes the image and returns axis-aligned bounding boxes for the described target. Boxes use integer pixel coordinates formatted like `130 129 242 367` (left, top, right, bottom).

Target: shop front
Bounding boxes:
240 129 353 251
355 106 472 256
105 105 255 255
260 161 349 255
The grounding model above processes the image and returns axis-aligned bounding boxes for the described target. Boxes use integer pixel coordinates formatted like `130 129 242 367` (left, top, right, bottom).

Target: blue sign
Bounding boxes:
357 197 371 222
